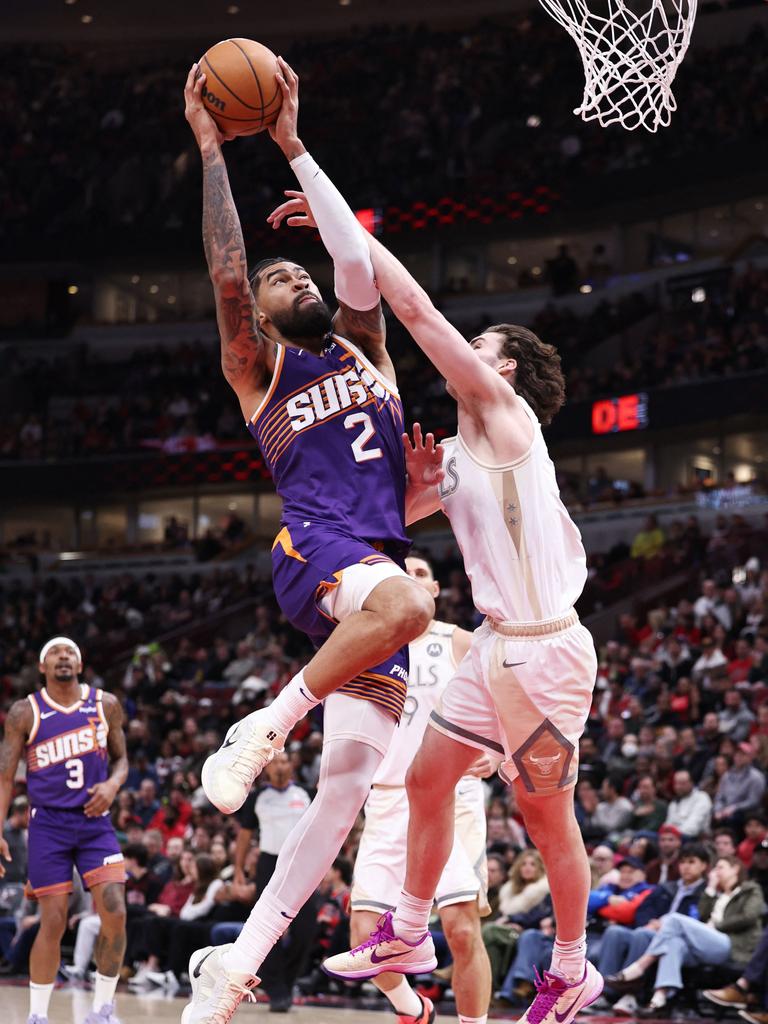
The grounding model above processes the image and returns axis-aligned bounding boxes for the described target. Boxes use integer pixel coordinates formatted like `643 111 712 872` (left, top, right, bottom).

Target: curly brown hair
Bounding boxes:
486 323 566 425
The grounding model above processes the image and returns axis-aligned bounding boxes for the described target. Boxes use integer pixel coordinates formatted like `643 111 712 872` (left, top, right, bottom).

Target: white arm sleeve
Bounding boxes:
290 152 380 312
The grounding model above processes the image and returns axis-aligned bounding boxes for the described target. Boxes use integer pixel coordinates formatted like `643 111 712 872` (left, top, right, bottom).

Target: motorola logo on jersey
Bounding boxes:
285 363 391 433
30 723 106 771
427 643 444 657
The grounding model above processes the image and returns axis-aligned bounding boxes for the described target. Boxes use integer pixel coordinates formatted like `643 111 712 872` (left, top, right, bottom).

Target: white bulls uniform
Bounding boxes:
429 397 598 795
351 621 489 915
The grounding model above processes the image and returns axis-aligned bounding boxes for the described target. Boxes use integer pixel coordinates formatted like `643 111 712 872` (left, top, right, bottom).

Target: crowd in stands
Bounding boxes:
1 263 766 473
0 505 767 1014
1 19 766 253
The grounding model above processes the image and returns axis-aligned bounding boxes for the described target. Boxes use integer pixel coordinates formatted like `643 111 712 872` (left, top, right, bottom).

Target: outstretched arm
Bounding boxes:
184 65 268 412
365 233 511 408
267 58 392 381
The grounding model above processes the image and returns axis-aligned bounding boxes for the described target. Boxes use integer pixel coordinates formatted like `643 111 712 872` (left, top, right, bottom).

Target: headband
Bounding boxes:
39 636 82 665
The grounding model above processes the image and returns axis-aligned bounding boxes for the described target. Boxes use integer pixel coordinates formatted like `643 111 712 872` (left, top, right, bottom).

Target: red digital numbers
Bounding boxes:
592 393 648 434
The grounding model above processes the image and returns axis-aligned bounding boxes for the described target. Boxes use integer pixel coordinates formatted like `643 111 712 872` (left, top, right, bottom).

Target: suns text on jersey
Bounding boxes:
30 724 106 770
285 362 391 433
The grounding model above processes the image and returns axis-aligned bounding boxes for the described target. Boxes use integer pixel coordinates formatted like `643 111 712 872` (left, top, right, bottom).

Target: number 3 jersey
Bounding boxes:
373 621 459 787
247 336 408 545
25 685 110 810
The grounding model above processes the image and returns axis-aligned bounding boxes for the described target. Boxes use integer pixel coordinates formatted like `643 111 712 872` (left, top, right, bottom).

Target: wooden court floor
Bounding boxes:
0 984 467 1024
0 981 711 1024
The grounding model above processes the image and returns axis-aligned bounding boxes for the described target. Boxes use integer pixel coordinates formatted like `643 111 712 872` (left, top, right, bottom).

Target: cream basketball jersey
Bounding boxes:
373 621 458 787
438 397 587 623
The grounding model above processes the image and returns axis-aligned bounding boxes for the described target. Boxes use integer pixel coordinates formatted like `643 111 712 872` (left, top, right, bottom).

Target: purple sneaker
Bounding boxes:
322 912 438 980
518 964 604 1024
82 1003 121 1024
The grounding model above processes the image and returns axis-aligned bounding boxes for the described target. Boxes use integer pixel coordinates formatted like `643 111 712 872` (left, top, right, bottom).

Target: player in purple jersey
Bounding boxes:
182 58 435 1024
0 637 128 1024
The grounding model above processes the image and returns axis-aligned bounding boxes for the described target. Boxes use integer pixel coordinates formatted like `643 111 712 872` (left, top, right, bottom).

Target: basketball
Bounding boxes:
198 38 282 137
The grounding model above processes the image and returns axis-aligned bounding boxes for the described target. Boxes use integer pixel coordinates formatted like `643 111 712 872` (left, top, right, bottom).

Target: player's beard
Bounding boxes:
270 294 333 349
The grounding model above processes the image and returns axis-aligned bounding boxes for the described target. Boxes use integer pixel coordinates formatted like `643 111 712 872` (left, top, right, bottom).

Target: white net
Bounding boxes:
537 0 697 132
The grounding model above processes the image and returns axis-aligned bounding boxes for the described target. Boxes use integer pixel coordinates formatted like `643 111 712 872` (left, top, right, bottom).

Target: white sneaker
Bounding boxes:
202 711 285 814
322 912 438 980
517 964 604 1024
181 946 259 1024
613 994 639 1016
62 965 86 981
127 966 154 988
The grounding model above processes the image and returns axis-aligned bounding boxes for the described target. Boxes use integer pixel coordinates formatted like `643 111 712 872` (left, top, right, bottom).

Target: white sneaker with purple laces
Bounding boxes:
322 912 438 980
518 964 604 1024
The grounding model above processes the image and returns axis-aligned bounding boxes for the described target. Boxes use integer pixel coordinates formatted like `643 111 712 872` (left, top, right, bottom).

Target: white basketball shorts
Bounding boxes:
351 774 489 915
429 612 597 796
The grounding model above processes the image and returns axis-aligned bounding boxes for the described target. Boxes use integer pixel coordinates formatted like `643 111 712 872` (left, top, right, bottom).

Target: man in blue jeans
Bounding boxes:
597 844 709 1015
498 858 652 1003
607 855 766 1018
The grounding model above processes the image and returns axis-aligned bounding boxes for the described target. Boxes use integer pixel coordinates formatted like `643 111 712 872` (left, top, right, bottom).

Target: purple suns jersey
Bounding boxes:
26 685 110 810
247 336 408 544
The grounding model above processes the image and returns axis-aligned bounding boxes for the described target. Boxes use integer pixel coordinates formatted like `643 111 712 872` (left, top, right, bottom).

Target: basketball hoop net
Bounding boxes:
537 0 697 132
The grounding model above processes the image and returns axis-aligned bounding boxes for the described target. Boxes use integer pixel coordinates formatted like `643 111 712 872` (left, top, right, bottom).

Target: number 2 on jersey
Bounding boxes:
65 758 84 789
345 412 382 463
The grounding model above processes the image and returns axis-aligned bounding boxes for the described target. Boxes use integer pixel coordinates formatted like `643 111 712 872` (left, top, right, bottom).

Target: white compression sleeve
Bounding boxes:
290 152 380 311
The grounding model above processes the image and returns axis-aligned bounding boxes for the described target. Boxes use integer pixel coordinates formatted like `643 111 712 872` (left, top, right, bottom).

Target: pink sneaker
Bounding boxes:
323 912 437 980
518 964 604 1024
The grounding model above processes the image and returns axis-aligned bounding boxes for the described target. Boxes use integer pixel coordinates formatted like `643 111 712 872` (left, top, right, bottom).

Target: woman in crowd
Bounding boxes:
482 850 551 989
607 855 766 1016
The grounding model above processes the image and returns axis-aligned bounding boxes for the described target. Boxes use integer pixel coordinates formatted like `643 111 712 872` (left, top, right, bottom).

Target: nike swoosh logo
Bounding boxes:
502 660 526 669
280 911 295 920
222 727 239 749
555 996 581 1022
193 948 216 979
40 711 57 719
370 949 405 964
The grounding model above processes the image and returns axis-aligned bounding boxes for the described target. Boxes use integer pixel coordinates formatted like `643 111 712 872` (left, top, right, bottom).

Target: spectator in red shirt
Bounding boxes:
738 815 768 868
729 638 755 686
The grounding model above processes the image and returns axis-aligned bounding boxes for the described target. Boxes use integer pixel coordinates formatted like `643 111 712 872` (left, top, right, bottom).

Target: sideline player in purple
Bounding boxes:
0 637 128 1024
181 56 435 1024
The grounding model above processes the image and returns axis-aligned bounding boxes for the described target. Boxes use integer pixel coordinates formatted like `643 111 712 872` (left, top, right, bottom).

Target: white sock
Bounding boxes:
649 990 667 1009
550 933 587 983
265 670 319 736
392 890 433 944
223 889 294 975
93 973 119 1011
459 1016 488 1024
29 982 54 1019
383 977 423 1018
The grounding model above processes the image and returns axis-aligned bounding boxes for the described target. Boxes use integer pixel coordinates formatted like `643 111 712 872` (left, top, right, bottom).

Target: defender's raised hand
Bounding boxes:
403 423 445 488
267 190 317 231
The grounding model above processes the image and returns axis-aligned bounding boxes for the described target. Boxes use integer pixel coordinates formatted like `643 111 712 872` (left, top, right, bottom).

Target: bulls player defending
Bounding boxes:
269 195 601 1024
181 59 433 1023
0 637 128 1024
349 552 494 1024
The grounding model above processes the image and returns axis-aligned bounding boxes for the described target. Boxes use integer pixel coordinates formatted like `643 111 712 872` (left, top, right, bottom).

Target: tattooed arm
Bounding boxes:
183 64 268 416
0 699 32 877
83 693 128 818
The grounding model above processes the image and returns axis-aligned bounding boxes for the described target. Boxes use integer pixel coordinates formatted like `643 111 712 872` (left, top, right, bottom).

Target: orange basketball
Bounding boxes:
198 38 282 137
